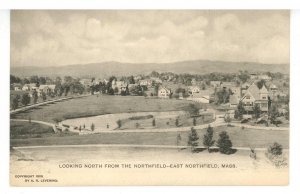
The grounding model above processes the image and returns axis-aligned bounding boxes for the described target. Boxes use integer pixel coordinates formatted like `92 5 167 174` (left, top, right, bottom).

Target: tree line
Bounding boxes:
186 125 234 154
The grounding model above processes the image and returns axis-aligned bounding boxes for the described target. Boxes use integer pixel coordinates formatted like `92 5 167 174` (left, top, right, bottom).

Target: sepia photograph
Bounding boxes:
9 10 290 186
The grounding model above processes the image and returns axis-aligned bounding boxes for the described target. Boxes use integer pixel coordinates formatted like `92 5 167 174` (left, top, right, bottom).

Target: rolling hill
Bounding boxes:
11 60 289 78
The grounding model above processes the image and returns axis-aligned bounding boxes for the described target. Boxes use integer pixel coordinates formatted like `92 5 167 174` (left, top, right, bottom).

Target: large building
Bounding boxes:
240 83 269 112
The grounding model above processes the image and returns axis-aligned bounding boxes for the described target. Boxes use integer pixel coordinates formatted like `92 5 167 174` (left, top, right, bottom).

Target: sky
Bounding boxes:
11 10 290 67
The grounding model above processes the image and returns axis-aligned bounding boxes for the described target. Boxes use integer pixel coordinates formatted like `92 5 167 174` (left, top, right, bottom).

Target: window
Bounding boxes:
246 96 250 99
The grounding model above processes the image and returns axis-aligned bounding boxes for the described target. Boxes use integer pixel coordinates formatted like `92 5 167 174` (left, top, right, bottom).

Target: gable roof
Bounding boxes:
260 85 268 93
159 86 171 92
188 86 200 91
243 83 260 100
241 82 269 101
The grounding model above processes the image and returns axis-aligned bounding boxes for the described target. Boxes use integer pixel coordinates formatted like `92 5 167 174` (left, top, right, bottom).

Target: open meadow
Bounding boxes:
11 95 199 123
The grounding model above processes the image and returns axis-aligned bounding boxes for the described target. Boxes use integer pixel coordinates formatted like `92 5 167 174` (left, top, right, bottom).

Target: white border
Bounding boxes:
0 0 300 9
1 9 300 194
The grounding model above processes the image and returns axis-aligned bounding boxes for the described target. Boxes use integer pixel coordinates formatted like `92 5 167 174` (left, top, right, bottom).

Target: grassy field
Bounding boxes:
11 125 289 149
10 121 54 139
10 121 77 139
11 95 198 123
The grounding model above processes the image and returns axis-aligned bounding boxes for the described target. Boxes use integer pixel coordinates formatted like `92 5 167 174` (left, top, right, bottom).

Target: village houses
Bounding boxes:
22 83 38 91
112 80 128 94
139 79 153 88
38 85 56 95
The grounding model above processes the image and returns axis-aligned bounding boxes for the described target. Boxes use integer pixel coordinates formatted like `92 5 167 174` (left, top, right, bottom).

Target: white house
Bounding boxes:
39 84 56 94
158 87 171 98
22 83 37 91
12 84 22 91
139 79 153 87
188 86 201 95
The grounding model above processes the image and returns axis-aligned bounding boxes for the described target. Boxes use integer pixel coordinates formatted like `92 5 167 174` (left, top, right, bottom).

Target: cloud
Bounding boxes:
11 10 289 67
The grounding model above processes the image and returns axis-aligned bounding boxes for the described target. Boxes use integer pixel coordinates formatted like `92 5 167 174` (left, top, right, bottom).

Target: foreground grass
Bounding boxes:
11 95 198 123
11 126 289 149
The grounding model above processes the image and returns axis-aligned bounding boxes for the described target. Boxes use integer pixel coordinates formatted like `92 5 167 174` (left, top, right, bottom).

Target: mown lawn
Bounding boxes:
10 121 77 139
11 126 289 149
11 95 198 123
10 121 54 139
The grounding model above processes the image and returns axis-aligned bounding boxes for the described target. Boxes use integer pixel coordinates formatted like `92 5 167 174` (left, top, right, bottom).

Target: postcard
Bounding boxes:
10 10 289 186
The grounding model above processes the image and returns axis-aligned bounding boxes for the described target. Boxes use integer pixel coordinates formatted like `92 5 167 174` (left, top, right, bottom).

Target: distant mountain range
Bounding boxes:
11 60 289 78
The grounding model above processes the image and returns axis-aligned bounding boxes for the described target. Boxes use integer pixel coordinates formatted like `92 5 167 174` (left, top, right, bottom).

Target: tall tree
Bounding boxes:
193 117 197 126
29 76 39 84
269 104 279 124
238 70 250 83
217 131 233 154
203 125 215 152
175 117 179 127
253 104 261 119
256 79 266 89
21 93 30 106
32 90 38 104
11 95 20 110
188 127 199 152
41 91 47 102
39 77 47 84
129 75 135 84
10 75 21 83
234 101 245 120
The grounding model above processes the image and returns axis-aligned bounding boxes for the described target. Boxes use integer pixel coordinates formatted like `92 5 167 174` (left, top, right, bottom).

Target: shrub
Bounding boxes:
91 123 95 131
266 142 287 168
129 115 153 120
217 131 233 154
268 142 283 156
152 119 156 127
117 119 122 128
